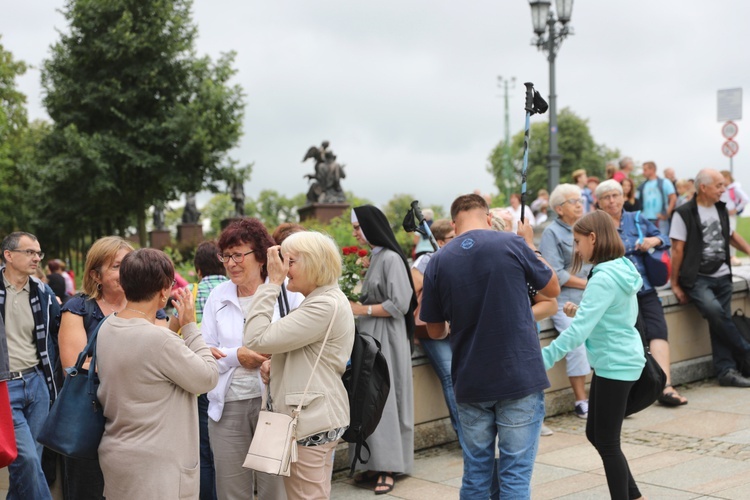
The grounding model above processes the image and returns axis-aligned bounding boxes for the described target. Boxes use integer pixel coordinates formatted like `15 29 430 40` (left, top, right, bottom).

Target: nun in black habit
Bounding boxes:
349 205 417 494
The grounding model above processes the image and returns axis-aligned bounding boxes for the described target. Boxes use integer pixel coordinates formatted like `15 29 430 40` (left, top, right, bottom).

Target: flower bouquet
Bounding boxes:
340 246 368 302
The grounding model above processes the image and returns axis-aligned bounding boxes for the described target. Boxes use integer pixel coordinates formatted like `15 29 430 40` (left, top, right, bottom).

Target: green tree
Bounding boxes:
0 38 39 235
201 193 233 238
246 190 306 229
487 108 620 197
40 0 245 246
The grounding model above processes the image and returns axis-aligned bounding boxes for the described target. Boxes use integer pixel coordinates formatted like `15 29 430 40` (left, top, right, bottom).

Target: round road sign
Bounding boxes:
722 121 739 139
722 139 739 158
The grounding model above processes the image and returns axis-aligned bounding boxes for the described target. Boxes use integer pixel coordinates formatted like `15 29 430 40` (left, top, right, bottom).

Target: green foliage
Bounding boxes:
246 190 305 229
201 193 233 238
0 38 39 236
301 214 358 251
39 0 245 246
487 108 620 197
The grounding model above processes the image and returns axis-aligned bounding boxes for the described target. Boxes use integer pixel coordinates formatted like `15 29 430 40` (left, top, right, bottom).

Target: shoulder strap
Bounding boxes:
634 211 645 244
292 300 338 416
277 283 290 318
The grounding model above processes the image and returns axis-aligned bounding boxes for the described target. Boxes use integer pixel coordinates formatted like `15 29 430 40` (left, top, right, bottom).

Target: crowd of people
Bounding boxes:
2 159 750 499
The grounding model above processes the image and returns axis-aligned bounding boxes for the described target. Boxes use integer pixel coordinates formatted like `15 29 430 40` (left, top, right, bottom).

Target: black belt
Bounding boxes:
8 366 37 381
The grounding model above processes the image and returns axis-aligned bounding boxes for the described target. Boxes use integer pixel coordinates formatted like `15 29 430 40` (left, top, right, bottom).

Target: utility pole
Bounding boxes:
498 76 516 203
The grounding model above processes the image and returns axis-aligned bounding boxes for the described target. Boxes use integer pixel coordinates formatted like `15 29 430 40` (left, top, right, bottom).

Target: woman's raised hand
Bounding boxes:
173 287 196 328
266 245 289 286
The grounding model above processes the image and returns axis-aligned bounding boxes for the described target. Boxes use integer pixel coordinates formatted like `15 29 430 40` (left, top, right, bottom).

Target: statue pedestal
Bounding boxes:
149 230 172 250
298 203 350 225
177 223 204 247
220 217 246 230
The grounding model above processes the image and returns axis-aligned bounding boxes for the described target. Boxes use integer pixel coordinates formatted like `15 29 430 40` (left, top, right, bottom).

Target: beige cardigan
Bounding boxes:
244 283 355 439
97 317 218 500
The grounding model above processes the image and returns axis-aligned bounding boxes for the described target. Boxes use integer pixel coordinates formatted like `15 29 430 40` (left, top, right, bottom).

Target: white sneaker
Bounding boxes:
540 425 554 436
575 400 589 419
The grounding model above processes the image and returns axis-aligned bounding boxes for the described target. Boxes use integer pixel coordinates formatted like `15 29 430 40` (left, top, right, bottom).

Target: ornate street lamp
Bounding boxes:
528 0 574 193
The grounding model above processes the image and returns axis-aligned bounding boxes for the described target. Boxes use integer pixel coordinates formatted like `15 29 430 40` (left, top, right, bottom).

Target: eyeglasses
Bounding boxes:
10 249 44 259
559 198 583 207
217 250 255 263
598 193 622 202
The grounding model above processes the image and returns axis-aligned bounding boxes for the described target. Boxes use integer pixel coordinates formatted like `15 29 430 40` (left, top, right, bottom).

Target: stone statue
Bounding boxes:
182 192 201 224
152 203 166 230
303 140 346 204
230 180 245 217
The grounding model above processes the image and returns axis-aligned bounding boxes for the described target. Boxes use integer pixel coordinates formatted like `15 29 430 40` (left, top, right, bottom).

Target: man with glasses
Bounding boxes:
1 232 60 499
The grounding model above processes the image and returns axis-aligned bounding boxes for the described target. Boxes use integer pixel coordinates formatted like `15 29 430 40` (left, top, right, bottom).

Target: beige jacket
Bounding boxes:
244 283 355 439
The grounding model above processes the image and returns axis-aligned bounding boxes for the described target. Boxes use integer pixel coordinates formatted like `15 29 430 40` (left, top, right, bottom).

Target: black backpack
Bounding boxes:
341 329 390 476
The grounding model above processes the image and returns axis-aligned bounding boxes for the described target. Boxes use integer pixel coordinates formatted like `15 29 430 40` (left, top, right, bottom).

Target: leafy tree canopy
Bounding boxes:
39 0 245 246
487 107 620 199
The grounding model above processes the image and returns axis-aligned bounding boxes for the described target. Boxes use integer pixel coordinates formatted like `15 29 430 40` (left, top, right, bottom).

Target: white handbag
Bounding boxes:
242 301 338 476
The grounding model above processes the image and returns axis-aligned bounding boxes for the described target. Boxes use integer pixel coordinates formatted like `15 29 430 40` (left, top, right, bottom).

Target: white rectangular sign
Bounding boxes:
718 88 742 122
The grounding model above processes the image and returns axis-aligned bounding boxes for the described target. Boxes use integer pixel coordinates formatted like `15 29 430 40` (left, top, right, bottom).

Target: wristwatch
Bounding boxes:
367 305 372 316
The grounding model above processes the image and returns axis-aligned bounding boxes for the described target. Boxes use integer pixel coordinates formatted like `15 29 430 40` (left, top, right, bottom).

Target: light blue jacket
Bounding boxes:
542 257 645 381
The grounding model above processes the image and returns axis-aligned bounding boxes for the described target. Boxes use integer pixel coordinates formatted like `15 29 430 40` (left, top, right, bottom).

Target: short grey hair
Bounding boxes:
694 169 716 190
595 179 623 199
619 157 633 169
549 184 582 208
1 232 38 261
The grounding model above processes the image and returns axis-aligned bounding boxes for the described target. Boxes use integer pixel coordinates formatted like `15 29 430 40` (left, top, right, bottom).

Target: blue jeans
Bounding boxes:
685 275 750 376
456 391 545 500
198 393 218 500
420 338 463 445
7 368 52 500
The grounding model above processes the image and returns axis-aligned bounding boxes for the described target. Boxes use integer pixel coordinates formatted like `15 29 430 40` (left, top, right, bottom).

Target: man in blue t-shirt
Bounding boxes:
636 161 676 236
420 194 559 499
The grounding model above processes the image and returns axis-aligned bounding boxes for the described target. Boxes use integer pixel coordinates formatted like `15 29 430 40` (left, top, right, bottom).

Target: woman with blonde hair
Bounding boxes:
58 236 142 499
245 231 355 499
542 211 646 500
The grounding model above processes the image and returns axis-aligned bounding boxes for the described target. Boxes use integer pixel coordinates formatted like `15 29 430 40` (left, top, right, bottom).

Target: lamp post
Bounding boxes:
528 0 574 193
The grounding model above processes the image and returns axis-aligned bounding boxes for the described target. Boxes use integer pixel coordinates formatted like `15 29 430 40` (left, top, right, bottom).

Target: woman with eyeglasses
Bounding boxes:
539 184 593 420
97 249 218 499
596 179 686 406
200 219 304 500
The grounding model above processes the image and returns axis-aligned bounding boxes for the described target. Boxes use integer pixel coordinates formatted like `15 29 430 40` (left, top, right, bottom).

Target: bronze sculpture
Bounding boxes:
303 140 346 204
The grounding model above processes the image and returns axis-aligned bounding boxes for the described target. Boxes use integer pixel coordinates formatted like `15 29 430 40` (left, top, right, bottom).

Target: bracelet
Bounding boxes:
534 250 543 257
367 305 372 316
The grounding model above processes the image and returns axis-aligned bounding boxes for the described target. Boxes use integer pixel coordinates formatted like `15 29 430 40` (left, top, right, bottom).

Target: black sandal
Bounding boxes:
658 384 688 406
374 472 395 495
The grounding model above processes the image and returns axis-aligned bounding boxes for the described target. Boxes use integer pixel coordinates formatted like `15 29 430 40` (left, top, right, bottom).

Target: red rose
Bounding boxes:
343 247 351 256
357 249 368 257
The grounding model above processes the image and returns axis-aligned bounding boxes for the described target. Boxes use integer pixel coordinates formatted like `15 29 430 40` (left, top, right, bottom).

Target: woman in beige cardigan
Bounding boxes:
245 231 355 499
97 249 219 499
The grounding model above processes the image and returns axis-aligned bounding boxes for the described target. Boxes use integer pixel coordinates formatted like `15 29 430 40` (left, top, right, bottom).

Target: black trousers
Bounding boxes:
586 373 642 500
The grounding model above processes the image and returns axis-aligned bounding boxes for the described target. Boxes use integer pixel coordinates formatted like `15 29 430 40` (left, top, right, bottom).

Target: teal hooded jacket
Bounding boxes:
542 257 646 381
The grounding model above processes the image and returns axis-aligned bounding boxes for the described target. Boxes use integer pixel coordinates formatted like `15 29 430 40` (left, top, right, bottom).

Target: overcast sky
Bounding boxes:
2 0 748 211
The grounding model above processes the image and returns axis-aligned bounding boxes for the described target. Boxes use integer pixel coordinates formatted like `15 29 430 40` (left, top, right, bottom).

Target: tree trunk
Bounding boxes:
137 210 147 248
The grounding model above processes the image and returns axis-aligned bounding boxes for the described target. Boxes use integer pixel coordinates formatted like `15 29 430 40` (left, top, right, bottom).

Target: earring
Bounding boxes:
97 283 102 291
162 296 168 303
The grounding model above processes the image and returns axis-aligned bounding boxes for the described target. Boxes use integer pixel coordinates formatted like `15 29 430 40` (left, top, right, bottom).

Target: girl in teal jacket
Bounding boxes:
542 210 646 500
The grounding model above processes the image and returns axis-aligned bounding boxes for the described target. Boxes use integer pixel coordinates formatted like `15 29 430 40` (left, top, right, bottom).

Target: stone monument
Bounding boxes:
297 140 350 224
149 202 171 250
177 192 204 246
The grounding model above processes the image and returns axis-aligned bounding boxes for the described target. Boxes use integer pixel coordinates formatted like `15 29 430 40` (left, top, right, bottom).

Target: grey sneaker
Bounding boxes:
718 369 750 387
574 400 589 419
540 425 554 436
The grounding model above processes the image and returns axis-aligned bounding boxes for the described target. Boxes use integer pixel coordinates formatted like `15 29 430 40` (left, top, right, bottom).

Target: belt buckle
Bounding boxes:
8 371 23 381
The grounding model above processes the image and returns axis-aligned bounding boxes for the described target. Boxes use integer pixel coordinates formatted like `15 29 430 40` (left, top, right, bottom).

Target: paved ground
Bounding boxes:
2 379 749 498
331 379 750 499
